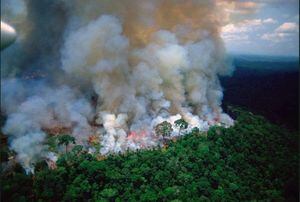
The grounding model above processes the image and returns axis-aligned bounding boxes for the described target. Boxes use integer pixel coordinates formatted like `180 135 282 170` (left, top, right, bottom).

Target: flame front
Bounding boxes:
2 0 234 172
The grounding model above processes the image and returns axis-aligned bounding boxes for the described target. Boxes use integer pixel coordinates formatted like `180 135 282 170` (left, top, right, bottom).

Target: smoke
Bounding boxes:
1 0 68 79
1 0 234 171
2 79 94 171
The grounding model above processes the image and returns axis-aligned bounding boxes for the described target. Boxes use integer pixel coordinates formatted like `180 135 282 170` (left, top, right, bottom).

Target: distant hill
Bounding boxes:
221 54 299 130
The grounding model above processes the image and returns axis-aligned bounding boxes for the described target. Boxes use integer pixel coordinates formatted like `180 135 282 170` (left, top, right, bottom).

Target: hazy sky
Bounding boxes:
1 0 299 57
220 0 299 57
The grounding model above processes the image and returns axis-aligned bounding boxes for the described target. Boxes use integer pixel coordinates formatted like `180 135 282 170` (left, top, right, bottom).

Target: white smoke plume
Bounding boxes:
1 79 94 171
1 0 234 171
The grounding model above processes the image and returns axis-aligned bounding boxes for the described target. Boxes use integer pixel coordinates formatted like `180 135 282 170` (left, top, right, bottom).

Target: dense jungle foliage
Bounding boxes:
1 108 299 201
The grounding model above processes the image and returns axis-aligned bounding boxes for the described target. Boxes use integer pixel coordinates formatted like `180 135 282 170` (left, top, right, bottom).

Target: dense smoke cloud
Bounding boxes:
1 0 68 78
1 0 234 171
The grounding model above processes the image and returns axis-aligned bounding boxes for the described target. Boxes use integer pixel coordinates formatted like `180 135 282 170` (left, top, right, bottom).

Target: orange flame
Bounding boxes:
88 135 99 145
127 130 149 148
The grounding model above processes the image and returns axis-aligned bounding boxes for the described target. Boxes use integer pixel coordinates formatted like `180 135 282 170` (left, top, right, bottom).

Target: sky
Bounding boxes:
220 0 299 57
1 0 299 57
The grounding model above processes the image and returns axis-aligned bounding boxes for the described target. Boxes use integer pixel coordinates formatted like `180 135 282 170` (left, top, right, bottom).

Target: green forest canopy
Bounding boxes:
1 107 299 201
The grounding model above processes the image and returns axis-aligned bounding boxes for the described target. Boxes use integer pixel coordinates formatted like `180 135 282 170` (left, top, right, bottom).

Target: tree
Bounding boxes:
155 121 173 141
174 119 188 135
191 127 200 134
72 145 84 155
2 107 299 201
58 134 76 153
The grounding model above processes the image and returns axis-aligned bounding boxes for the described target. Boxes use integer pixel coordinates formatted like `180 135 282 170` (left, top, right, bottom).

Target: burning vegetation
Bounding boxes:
1 108 298 201
1 0 298 201
1 0 235 171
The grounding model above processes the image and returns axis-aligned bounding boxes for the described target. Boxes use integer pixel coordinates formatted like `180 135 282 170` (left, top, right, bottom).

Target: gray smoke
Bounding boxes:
1 0 234 171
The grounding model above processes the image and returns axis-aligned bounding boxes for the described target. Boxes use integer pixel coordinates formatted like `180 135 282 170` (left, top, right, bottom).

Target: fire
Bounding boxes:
127 130 149 148
88 135 100 145
1 0 235 172
127 130 147 140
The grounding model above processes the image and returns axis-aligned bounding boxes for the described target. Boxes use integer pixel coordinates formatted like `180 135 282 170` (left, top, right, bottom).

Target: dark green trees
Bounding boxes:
191 127 200 135
174 119 188 135
1 108 299 201
57 134 76 153
155 121 173 140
